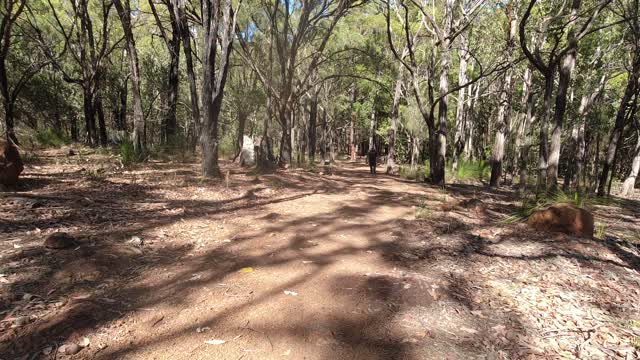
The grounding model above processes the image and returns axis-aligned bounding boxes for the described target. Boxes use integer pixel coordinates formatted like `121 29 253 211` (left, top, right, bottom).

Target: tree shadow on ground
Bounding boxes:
1 159 639 359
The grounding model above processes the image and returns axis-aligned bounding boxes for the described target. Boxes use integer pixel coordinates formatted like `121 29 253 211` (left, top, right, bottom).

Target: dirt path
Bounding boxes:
96 164 442 360
1 155 640 359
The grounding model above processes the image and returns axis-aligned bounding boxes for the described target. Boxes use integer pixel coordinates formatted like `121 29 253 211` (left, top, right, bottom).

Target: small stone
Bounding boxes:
44 232 77 250
78 336 91 348
14 316 29 327
60 343 81 354
128 236 143 246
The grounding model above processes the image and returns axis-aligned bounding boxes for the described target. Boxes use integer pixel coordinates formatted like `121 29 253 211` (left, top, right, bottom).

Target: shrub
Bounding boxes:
502 190 602 224
400 165 419 180
119 140 145 165
35 129 67 147
453 159 491 182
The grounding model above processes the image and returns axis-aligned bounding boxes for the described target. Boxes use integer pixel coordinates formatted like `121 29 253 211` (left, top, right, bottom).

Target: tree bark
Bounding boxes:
598 62 639 195
350 86 357 161
431 0 454 186
548 40 578 190
172 0 200 151
201 0 236 177
452 32 469 173
490 6 516 187
308 92 318 162
0 0 26 144
113 0 146 155
517 67 534 192
82 87 97 145
95 93 108 146
387 69 403 173
620 125 640 197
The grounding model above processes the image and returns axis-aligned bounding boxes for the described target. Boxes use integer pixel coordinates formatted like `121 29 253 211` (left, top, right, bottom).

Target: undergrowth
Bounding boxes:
119 140 146 165
501 190 611 225
452 160 491 182
35 129 68 147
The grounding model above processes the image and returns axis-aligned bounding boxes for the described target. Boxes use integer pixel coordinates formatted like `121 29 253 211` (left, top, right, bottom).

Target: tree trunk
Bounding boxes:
1 97 17 144
464 81 479 160
82 87 97 145
548 45 578 190
164 34 181 144
117 78 128 131
452 33 469 173
308 93 318 162
200 0 235 177
490 8 516 187
387 70 403 173
432 0 454 185
517 67 534 192
620 127 640 197
173 0 200 151
234 110 248 160
598 61 639 196
95 93 108 146
350 86 357 161
537 73 554 192
320 107 327 163
369 100 377 149
278 107 292 166
113 0 146 155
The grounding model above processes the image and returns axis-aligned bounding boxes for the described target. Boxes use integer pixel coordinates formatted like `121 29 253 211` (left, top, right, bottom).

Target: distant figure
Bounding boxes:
368 147 378 175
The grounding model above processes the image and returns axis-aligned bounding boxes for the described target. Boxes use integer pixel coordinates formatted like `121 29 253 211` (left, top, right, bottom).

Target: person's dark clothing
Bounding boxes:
368 149 377 174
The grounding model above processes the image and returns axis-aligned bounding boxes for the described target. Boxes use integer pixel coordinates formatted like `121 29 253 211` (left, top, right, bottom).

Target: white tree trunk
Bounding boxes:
621 128 640 197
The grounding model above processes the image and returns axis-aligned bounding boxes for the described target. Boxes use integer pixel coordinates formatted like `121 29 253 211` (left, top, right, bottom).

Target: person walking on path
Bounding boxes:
368 147 378 175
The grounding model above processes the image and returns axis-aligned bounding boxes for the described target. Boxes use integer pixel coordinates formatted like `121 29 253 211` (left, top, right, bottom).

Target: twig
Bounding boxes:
542 326 598 338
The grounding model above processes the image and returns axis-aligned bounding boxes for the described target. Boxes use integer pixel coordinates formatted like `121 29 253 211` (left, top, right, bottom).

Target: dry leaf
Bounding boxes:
205 339 226 345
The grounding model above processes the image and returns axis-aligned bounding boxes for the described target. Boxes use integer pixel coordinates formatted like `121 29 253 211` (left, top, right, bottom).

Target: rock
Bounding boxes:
0 141 24 187
239 135 255 167
60 343 81 355
527 203 594 238
44 232 77 249
14 316 29 327
127 236 143 246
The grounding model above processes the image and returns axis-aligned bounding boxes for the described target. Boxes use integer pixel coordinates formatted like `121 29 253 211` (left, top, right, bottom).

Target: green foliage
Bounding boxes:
35 129 68 147
502 190 599 225
119 140 145 165
452 160 491 182
399 165 420 181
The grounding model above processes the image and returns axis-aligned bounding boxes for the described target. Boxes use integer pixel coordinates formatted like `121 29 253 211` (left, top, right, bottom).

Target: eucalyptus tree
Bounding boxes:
520 0 613 191
598 0 640 196
385 0 504 185
148 0 181 144
0 0 30 143
620 117 640 196
489 2 517 187
30 0 120 146
200 0 239 177
113 0 145 154
236 0 361 167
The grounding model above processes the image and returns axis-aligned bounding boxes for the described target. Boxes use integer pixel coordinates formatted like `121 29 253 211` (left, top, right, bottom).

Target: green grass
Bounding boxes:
501 190 602 225
34 129 68 147
119 140 146 165
399 165 426 181
451 159 491 182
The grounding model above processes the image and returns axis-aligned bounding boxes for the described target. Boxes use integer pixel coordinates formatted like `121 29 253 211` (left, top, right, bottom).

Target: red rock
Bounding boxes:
0 141 24 187
527 203 594 238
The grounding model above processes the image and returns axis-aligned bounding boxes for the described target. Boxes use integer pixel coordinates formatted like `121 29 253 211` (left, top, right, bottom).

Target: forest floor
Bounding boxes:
1 148 640 360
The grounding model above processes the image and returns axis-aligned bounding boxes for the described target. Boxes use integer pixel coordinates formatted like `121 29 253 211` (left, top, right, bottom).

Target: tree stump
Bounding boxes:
0 141 24 187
